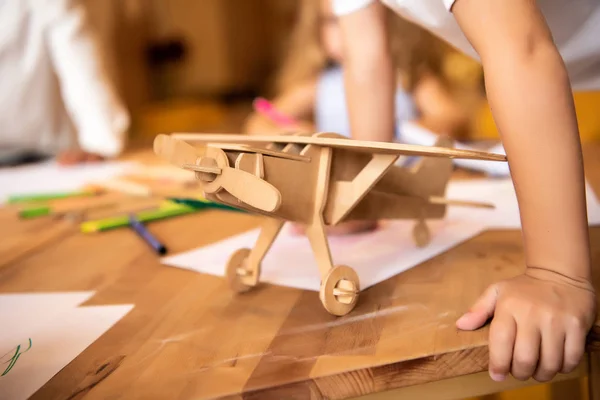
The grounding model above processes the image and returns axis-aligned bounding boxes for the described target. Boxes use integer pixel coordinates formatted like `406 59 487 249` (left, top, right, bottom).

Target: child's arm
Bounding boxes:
244 80 317 135
338 1 396 142
42 0 130 160
450 0 596 381
337 0 596 383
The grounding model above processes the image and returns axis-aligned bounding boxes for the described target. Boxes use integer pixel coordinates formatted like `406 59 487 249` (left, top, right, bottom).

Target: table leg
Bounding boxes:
349 360 588 400
589 352 600 400
549 378 583 400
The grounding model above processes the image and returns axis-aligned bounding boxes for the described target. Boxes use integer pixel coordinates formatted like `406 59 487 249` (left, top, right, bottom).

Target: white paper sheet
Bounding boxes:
400 121 510 177
0 292 96 340
446 178 600 228
0 292 95 316
0 160 138 203
0 293 133 400
161 218 487 292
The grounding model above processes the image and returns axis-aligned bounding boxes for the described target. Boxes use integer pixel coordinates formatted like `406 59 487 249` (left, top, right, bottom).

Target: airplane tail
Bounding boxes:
409 135 454 198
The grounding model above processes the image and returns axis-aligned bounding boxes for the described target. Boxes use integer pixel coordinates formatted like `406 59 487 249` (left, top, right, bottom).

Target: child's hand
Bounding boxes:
456 267 596 382
57 150 104 165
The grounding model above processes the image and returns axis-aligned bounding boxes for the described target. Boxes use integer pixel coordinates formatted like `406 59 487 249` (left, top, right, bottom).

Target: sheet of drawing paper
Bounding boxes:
0 160 138 203
161 218 487 292
0 292 95 317
0 292 96 345
584 181 600 224
400 121 510 177
446 178 600 228
0 293 133 400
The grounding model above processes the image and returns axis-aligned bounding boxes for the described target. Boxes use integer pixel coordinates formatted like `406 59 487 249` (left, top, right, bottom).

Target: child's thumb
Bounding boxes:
456 284 499 331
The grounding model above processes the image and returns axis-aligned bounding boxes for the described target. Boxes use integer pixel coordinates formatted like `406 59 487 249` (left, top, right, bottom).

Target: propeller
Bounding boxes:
153 133 205 167
212 167 281 212
154 134 282 213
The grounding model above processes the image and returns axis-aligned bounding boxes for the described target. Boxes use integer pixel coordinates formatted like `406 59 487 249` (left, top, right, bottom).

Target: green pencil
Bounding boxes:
18 201 117 219
8 189 97 204
80 201 197 233
19 206 53 219
167 197 245 213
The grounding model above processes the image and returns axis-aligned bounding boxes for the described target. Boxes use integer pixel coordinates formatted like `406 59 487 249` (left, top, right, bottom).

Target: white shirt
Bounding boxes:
333 0 600 91
0 0 130 157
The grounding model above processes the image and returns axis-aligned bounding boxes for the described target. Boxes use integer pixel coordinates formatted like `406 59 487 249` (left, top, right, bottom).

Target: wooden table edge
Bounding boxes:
227 332 600 400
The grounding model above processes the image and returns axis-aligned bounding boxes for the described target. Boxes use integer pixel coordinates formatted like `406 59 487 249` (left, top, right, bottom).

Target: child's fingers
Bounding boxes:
488 314 516 381
562 323 587 373
456 284 498 330
533 326 565 382
511 324 541 380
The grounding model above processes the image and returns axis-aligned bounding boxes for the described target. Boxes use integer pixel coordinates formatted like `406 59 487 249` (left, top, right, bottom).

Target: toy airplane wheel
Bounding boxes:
413 220 431 247
226 248 255 293
319 265 360 316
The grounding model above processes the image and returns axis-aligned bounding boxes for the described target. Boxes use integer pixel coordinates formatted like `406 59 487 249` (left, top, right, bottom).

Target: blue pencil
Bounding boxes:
128 214 167 255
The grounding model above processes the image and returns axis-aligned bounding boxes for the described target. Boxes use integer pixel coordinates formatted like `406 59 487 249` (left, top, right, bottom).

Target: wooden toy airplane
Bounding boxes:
154 132 507 316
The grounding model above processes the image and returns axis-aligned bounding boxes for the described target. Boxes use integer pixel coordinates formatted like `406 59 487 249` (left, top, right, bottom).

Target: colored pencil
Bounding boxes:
80 201 197 233
252 97 298 127
167 197 245 213
17 192 124 219
8 189 98 204
128 214 167 255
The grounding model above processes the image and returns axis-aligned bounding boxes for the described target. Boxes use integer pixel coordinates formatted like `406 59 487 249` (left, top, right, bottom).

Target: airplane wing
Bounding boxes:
170 133 507 162
208 143 310 162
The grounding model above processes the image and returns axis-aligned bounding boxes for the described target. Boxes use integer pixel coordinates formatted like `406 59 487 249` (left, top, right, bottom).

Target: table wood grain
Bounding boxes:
1 144 599 400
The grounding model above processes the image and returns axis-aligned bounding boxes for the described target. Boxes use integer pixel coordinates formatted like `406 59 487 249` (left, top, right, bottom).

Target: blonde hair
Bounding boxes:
274 0 449 94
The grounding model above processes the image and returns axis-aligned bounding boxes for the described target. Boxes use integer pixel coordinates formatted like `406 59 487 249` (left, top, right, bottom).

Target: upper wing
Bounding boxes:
170 133 507 162
209 143 310 162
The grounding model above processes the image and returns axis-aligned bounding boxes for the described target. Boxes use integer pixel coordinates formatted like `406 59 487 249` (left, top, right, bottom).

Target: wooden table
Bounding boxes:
2 144 600 400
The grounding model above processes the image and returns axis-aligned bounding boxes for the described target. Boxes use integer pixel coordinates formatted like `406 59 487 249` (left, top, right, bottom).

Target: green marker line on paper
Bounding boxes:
80 201 198 233
1 338 32 376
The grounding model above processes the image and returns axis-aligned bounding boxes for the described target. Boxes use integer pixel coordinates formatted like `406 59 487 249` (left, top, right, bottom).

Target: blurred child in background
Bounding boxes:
0 0 130 166
244 0 468 141
244 0 470 235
